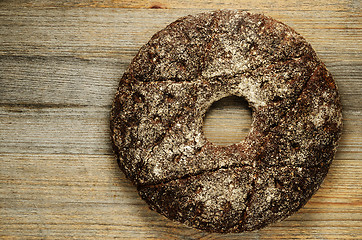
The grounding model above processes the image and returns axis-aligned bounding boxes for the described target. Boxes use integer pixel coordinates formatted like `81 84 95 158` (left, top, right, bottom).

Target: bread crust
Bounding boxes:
110 10 342 233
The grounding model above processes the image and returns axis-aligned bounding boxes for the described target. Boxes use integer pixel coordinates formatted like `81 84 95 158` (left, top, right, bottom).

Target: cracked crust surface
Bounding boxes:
110 10 342 233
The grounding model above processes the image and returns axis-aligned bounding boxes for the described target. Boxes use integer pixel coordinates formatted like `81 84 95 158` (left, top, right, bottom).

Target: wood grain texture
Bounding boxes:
0 0 361 239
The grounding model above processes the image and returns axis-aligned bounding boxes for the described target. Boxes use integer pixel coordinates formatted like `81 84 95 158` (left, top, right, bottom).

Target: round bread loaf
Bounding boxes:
110 10 342 233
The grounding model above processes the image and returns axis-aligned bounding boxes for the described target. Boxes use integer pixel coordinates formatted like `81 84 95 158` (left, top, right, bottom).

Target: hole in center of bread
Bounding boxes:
203 96 252 146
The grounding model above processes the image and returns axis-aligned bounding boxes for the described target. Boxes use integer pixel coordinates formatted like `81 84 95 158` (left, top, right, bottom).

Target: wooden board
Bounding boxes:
0 0 361 239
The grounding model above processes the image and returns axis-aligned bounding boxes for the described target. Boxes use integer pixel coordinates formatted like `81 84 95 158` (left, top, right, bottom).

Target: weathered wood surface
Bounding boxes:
0 0 361 239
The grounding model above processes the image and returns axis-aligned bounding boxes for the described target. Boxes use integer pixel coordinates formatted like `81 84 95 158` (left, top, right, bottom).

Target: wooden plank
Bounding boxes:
1 105 361 155
1 0 360 12
0 153 360 239
0 1 361 239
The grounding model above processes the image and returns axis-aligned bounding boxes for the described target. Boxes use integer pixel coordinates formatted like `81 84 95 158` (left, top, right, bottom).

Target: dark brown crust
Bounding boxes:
110 10 342 233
